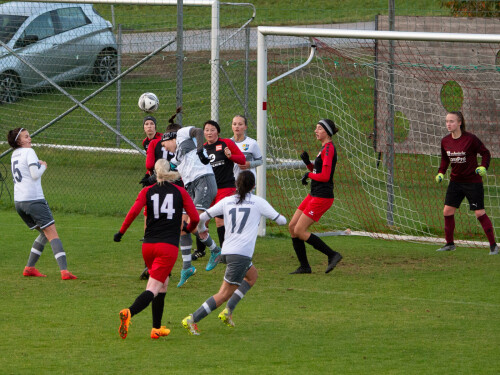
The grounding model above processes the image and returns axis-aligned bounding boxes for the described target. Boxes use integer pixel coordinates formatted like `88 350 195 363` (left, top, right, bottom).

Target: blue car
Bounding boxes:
0 1 118 103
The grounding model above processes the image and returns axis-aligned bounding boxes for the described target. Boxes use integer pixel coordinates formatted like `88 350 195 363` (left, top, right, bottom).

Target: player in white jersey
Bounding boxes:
162 125 221 287
7 128 77 280
230 115 263 180
182 171 286 335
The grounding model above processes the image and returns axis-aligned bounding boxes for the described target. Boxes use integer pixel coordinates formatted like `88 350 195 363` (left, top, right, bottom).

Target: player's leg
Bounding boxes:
221 264 257 327
288 201 311 274
294 199 342 273
466 183 498 254
16 201 48 277
23 230 48 277
438 182 462 251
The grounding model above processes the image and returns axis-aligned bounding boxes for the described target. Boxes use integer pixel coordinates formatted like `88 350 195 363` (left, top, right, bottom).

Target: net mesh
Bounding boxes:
264 23 499 246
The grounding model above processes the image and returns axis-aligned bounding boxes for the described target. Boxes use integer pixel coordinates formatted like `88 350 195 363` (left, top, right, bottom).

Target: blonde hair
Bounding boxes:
155 159 180 185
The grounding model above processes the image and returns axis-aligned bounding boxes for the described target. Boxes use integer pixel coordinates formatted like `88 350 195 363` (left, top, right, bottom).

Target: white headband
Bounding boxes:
318 120 333 136
14 128 25 142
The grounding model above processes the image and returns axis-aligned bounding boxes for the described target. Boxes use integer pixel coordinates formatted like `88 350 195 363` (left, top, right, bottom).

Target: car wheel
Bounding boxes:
93 49 117 83
0 72 21 103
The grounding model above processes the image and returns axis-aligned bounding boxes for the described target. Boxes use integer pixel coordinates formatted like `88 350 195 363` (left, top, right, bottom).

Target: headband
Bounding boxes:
318 120 333 136
14 128 25 143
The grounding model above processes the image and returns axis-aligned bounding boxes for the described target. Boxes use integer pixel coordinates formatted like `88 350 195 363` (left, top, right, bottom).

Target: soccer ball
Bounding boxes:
138 92 159 113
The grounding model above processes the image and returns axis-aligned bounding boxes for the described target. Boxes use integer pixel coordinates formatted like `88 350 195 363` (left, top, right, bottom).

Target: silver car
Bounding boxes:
0 1 117 103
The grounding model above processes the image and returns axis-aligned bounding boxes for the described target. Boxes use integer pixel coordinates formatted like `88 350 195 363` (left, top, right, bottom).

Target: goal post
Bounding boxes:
256 26 500 245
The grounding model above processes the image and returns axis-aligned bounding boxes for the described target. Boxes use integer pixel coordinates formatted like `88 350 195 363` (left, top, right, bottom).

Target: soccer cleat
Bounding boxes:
177 266 196 287
139 267 149 280
218 308 235 328
436 243 456 252
119 308 131 339
61 270 77 280
205 247 222 271
191 250 206 261
289 266 312 274
151 326 171 339
326 253 343 274
182 315 200 335
23 266 47 277
489 244 499 255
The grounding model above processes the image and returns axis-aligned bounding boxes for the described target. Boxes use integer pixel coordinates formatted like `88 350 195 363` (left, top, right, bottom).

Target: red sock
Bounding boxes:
477 214 495 246
444 215 455 244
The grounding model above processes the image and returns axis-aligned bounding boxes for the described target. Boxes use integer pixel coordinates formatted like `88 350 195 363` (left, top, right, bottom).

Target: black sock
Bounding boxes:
292 237 310 268
196 237 206 253
306 234 336 258
129 290 155 317
152 292 166 329
217 226 225 247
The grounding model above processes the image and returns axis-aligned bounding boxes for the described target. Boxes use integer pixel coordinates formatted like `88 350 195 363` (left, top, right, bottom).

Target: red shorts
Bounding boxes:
142 242 178 283
211 187 236 206
298 194 334 222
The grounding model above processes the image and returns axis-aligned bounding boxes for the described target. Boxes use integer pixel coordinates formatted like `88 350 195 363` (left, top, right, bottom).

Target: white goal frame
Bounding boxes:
256 26 500 236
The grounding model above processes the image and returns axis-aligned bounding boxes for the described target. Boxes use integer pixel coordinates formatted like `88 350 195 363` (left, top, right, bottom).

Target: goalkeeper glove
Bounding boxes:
435 173 444 183
300 151 311 166
475 166 487 177
197 149 210 165
114 231 123 242
301 172 309 186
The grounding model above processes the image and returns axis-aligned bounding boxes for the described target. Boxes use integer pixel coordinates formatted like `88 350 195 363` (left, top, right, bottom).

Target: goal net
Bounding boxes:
257 23 499 247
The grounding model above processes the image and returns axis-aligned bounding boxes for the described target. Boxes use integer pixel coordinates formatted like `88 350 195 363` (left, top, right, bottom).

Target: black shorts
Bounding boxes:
444 181 484 211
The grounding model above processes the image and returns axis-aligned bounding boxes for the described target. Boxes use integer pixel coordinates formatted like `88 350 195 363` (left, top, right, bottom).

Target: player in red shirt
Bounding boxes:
114 159 199 339
435 111 497 255
139 116 162 186
289 119 343 274
196 120 245 256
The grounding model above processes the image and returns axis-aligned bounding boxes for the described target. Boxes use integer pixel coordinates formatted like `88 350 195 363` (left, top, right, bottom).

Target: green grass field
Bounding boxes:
0 209 498 374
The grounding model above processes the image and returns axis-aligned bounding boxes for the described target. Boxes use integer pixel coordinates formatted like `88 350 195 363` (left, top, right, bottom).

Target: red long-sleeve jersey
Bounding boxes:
306 141 337 198
119 182 199 245
204 138 246 189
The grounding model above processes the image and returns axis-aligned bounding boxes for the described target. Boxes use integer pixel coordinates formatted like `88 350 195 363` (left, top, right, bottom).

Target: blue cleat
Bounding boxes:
205 247 222 271
177 266 196 287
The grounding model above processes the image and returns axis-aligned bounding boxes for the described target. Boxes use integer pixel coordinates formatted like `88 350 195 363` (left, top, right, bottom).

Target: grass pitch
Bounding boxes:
0 209 498 374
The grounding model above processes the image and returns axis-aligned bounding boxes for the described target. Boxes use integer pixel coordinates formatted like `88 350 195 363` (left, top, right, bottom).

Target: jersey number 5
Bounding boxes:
12 160 22 183
228 207 250 234
150 193 175 219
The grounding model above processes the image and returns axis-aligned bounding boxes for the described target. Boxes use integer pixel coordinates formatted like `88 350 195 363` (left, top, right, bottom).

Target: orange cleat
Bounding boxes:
151 326 171 339
119 309 131 339
61 270 77 280
23 266 47 277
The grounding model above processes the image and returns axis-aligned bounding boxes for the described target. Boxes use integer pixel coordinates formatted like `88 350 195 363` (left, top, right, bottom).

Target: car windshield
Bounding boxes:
0 14 28 43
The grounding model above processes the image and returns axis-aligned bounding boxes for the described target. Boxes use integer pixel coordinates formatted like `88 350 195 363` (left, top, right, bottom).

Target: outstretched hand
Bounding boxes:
197 149 210 165
301 172 309 186
300 151 311 166
114 232 123 242
475 166 487 177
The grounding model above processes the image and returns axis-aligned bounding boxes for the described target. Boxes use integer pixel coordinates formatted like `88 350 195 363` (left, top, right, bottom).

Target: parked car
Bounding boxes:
0 1 117 103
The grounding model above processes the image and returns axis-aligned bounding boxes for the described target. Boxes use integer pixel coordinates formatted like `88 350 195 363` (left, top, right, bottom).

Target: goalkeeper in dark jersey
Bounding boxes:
435 111 497 255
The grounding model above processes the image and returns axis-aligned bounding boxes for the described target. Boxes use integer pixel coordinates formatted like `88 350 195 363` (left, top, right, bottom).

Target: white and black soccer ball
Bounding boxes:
138 92 159 113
